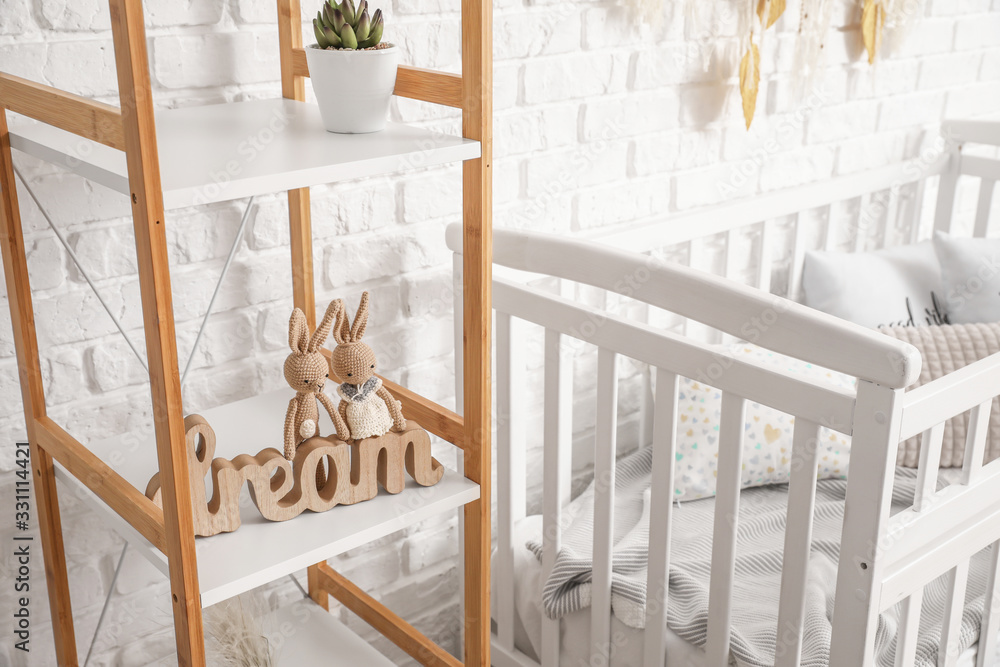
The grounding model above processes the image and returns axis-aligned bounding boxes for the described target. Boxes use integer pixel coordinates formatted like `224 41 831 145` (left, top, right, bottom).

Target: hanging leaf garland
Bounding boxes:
757 0 786 29
739 43 761 129
739 0 783 129
861 0 885 64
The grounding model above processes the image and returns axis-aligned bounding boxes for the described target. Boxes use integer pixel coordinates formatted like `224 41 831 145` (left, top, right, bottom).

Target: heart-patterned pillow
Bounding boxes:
670 345 856 501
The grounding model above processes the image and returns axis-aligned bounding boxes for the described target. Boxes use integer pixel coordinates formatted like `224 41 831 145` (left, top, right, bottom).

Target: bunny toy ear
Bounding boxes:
310 299 342 352
350 291 370 342
288 308 309 354
333 299 351 345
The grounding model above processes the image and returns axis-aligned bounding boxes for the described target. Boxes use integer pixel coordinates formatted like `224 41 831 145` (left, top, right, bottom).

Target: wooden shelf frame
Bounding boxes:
0 0 492 664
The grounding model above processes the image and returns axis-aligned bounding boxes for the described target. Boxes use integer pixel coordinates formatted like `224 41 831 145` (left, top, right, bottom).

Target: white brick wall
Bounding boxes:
1 0 999 664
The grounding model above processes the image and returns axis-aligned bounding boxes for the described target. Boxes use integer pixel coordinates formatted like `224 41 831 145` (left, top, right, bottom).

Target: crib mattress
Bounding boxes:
502 513 997 667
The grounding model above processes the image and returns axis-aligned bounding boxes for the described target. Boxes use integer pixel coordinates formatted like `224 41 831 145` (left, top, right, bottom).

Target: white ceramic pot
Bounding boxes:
305 44 400 134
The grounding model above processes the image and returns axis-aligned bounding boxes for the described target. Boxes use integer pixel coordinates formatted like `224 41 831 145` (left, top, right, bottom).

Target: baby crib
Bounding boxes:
448 119 1000 667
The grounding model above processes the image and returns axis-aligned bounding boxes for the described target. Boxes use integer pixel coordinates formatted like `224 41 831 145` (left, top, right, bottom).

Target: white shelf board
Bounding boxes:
53 388 479 608
269 600 396 666
8 98 480 209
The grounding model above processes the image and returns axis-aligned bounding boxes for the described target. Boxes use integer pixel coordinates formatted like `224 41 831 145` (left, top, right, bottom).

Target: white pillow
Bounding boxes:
672 345 856 501
933 231 1000 324
802 242 948 328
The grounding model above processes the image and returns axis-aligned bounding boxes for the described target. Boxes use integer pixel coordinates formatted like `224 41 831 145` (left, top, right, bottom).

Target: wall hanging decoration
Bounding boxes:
145 293 442 537
791 0 837 94
628 0 923 129
861 0 885 63
739 0 785 128
307 0 398 133
862 0 926 65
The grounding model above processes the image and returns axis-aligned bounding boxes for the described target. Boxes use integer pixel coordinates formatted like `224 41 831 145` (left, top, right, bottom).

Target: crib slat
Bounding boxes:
716 229 741 344
639 364 655 448
977 540 1000 667
823 204 837 251
914 422 945 512
774 418 821 667
856 193 872 252
757 220 774 293
883 189 900 248
706 392 747 666
592 348 619 663
541 328 573 667
725 228 740 281
643 370 679 667
939 561 970 667
787 214 807 301
962 400 992 485
683 241 695 337
934 155 960 234
910 179 928 243
974 179 996 238
495 312 525 651
895 589 923 667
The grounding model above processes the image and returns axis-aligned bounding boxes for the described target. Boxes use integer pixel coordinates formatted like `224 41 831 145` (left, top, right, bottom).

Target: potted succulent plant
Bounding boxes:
307 0 398 134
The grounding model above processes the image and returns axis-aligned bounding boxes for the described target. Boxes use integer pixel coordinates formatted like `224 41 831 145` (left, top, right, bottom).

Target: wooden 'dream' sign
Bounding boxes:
145 414 444 537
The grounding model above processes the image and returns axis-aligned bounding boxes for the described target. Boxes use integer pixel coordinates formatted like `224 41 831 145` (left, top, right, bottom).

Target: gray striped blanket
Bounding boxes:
526 446 993 667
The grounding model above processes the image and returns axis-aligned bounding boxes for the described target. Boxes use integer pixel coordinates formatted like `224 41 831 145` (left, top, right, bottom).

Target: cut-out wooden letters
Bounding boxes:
146 414 444 537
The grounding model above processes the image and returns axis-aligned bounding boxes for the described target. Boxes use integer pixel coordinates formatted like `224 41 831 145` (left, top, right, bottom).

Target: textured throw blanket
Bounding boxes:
527 447 993 667
881 322 1000 468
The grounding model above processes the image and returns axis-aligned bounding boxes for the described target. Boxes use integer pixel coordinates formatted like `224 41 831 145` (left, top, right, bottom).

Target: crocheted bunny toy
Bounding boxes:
331 292 406 440
284 300 351 467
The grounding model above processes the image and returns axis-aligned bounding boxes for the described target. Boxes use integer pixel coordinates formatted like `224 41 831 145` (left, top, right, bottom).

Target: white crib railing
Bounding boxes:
451 120 1000 667
479 270 861 667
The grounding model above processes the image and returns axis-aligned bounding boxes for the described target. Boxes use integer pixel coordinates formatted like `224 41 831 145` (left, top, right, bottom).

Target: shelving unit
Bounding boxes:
0 0 492 665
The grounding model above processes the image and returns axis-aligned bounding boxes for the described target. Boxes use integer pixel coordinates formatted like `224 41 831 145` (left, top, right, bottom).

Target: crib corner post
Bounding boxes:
829 380 903 667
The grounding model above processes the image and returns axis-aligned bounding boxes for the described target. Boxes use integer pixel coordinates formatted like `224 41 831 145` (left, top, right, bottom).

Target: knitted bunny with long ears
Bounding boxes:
284 300 351 475
331 292 406 440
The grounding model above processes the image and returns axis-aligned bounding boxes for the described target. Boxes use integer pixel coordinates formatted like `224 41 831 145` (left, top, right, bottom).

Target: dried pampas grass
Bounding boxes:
205 593 277 667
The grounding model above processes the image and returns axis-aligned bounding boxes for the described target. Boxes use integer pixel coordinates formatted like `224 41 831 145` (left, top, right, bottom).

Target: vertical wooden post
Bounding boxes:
829 380 902 667
0 110 80 666
461 0 492 662
108 1 205 665
276 0 327 604
277 0 316 328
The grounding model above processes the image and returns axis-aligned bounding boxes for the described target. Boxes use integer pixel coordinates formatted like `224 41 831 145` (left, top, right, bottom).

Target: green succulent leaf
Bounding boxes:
339 0 355 25
323 25 343 47
313 18 331 47
317 0 383 48
323 2 336 27
358 15 382 48
331 6 345 32
339 22 358 49
355 9 371 41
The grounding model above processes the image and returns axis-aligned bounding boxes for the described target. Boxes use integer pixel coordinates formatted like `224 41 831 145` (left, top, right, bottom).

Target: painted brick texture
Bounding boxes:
1 0 999 664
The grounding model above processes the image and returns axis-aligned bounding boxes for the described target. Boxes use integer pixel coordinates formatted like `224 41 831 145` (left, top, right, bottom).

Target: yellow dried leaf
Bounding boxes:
756 0 786 29
861 0 885 64
739 43 761 130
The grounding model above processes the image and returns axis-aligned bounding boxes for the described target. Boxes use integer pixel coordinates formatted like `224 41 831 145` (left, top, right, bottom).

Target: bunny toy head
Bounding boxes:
284 299 342 394
331 292 377 386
